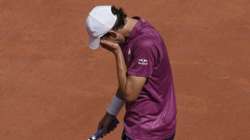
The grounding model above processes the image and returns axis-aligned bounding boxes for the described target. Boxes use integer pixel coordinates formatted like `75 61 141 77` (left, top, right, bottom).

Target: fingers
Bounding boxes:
100 39 112 45
96 114 120 138
101 44 113 52
100 40 111 48
101 118 119 136
100 40 119 48
103 124 118 136
97 117 105 130
102 126 109 136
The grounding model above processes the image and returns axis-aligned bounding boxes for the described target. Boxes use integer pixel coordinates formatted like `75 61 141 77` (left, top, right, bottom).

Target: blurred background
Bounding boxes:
0 0 250 139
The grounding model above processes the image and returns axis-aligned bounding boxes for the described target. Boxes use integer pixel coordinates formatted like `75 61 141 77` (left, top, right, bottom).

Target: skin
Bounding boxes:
101 17 146 102
97 17 148 136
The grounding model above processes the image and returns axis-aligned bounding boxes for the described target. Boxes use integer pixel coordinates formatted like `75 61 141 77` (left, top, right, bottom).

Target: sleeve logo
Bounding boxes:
138 58 148 65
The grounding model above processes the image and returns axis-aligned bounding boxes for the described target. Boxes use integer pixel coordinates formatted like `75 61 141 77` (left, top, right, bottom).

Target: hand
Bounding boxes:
100 39 121 54
97 112 119 137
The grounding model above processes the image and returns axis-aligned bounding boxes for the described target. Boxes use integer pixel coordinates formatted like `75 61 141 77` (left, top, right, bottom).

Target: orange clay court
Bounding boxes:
0 0 250 140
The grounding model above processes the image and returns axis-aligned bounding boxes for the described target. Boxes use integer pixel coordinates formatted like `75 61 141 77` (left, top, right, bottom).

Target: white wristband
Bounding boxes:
106 96 124 116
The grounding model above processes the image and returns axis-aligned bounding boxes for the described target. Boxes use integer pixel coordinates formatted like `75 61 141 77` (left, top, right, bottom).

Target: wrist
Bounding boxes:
106 96 124 116
113 47 122 56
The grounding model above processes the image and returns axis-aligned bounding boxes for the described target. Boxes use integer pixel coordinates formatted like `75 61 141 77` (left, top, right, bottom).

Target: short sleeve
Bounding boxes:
127 38 157 77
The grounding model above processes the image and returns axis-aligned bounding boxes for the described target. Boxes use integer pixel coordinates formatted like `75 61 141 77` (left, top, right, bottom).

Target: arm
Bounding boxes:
98 38 155 136
98 52 145 136
101 39 149 102
114 50 146 102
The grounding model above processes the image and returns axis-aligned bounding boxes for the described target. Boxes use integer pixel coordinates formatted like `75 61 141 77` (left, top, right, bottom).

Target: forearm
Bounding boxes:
100 40 145 103
114 49 128 98
106 47 128 116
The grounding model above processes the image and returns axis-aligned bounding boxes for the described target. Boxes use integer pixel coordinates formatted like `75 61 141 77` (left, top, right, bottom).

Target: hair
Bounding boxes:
111 6 127 30
101 6 127 39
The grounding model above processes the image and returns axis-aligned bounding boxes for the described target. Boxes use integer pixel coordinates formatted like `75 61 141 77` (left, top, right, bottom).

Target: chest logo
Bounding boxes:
138 58 148 65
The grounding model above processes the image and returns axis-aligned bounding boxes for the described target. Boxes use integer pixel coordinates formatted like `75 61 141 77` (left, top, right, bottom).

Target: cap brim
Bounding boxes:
88 36 101 50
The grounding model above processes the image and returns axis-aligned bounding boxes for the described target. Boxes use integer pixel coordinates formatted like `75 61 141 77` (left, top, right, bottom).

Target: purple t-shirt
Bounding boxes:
121 18 177 140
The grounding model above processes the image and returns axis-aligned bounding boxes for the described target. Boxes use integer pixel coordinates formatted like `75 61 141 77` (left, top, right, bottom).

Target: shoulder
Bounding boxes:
131 35 160 63
133 35 156 51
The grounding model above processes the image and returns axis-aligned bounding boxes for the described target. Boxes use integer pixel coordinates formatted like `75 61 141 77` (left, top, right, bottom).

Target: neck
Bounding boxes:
121 17 138 37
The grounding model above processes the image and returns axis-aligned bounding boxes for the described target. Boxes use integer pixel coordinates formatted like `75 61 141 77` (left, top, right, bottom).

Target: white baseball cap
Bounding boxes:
86 5 117 50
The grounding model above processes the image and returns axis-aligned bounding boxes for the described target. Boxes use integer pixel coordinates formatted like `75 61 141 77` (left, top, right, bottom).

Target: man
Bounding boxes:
86 5 177 140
